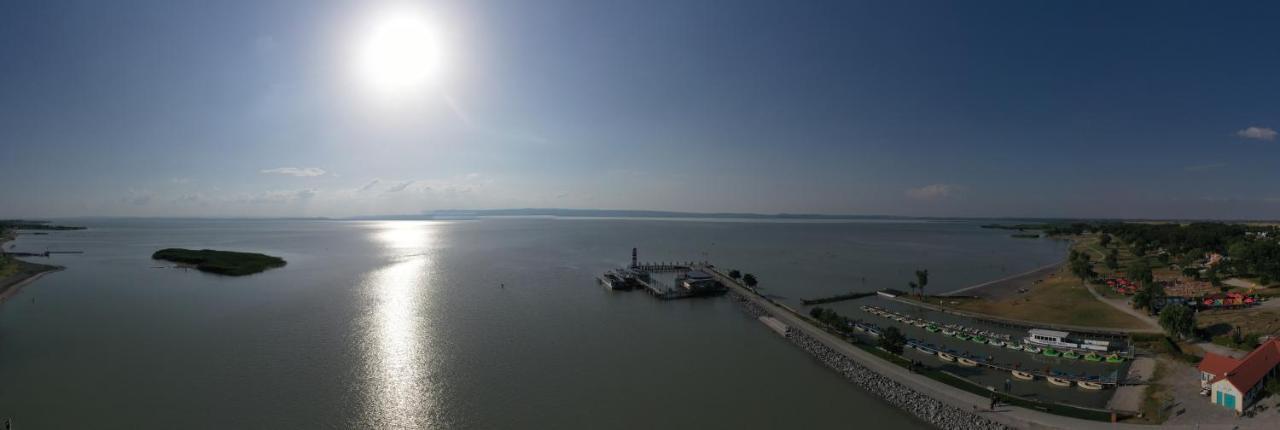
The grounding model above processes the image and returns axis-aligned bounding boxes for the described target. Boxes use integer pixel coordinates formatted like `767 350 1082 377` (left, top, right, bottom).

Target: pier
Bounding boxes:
597 249 725 300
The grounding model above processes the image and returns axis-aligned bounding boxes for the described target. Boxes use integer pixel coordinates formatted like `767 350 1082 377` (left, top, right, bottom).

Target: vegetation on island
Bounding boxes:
0 220 87 231
152 248 286 276
979 223 1049 231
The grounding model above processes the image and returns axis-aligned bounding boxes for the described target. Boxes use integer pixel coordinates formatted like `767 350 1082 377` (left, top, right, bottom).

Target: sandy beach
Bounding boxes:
0 259 61 302
942 260 1065 299
0 231 62 302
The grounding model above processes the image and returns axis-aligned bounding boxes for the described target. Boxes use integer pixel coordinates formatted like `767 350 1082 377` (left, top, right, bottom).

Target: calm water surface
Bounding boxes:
0 218 1065 428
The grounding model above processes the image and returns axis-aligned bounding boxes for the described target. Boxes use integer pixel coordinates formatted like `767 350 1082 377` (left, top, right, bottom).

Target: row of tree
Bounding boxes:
727 270 759 288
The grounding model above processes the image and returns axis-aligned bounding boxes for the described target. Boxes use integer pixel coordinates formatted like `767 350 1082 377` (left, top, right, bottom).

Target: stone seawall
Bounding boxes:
730 292 1010 430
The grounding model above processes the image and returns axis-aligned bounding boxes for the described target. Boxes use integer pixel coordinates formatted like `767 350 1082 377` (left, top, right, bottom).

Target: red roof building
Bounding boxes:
1204 339 1280 412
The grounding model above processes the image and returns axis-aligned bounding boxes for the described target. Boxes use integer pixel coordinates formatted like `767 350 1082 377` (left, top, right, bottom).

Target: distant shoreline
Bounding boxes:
0 227 65 301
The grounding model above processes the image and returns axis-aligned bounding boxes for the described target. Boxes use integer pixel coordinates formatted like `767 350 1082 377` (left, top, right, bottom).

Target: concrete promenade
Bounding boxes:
704 267 1263 430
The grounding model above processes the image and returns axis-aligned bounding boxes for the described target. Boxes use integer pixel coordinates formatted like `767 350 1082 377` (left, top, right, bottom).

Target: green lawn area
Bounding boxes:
936 264 1149 330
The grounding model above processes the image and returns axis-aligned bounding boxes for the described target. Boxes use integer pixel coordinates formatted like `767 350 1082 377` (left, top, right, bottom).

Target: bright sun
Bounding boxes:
357 9 442 95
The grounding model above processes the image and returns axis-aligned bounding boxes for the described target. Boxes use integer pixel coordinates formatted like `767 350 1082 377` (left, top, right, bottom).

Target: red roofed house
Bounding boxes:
1199 339 1280 413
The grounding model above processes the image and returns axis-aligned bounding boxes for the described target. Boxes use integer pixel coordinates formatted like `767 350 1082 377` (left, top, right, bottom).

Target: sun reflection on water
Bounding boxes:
359 221 440 428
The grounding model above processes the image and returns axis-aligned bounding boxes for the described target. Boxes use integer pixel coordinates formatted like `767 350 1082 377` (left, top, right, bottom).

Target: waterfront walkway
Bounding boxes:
705 267 1268 430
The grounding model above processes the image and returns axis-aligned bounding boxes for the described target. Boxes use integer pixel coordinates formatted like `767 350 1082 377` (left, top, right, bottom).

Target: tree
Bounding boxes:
1158 304 1195 339
878 326 906 355
913 269 929 298
1069 251 1096 281
1127 258 1154 286
1105 249 1119 271
1181 266 1200 279
1099 234 1112 248
728 269 741 280
742 273 758 288
1133 281 1167 312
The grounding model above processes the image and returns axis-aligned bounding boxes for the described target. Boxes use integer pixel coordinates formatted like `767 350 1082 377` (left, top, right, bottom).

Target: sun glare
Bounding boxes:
357 8 443 95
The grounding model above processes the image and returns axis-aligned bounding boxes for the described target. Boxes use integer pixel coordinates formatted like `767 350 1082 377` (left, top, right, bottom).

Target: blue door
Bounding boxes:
1224 393 1236 409
1216 391 1222 405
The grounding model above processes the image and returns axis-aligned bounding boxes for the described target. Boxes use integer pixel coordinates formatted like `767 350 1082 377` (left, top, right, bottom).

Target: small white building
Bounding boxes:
1200 340 1280 413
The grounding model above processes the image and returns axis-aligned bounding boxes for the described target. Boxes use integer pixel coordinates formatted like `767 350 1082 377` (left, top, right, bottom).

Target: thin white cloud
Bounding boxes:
238 189 318 204
358 179 381 192
122 189 155 206
385 180 414 193
260 167 327 177
906 184 964 200
1236 126 1277 141
1184 162 1227 172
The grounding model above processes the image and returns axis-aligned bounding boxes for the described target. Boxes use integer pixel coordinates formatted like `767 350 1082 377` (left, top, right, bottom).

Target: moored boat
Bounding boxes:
937 352 956 362
1005 342 1023 351
988 339 1005 347
1105 354 1125 363
1024 345 1042 354
1011 370 1035 380
957 357 978 366
926 325 940 333
914 320 928 328
971 335 988 344
1079 381 1104 390
941 328 956 336
1062 350 1080 360
1083 352 1102 362
1042 348 1061 357
955 333 971 341
1047 376 1072 387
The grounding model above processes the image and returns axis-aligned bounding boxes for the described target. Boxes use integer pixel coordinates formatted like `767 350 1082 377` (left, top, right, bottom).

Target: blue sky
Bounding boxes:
2 0 1279 219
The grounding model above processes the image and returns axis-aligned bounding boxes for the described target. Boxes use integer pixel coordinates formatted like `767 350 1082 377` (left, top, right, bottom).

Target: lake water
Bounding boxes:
0 218 1066 428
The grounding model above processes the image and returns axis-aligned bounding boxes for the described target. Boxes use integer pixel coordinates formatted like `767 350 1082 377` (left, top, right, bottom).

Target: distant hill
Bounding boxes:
348 208 915 221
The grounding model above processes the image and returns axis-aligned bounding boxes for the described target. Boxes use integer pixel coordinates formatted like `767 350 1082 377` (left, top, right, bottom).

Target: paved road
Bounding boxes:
706 268 1263 429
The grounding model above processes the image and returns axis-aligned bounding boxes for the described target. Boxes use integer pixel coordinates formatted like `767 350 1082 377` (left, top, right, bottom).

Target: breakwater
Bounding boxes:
800 291 876 305
730 292 1009 430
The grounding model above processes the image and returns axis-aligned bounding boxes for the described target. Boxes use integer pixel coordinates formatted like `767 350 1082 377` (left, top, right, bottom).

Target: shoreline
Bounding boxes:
0 233 63 302
730 292 1008 429
0 263 63 302
709 267 1166 430
942 260 1065 298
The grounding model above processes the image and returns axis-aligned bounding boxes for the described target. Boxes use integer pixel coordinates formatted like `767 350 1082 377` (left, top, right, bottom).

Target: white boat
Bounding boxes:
957 357 979 367
941 329 956 336
1079 381 1104 390
937 352 956 362
1005 342 1023 351
1047 376 1072 387
1025 329 1110 353
1011 370 1035 380
988 339 1005 347
914 321 928 328
1024 345 1042 354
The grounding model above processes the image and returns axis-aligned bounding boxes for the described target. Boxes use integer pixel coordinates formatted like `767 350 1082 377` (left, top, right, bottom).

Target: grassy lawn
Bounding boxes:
934 263 1149 330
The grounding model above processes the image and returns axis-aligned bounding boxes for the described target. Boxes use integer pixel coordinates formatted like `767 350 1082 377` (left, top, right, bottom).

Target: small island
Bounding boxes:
152 248 287 276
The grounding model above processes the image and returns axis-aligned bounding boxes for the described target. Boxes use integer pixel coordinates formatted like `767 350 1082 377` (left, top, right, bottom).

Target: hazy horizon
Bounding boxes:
3 1 1279 219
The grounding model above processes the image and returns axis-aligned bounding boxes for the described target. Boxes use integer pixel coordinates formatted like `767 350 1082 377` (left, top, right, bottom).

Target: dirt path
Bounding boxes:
1083 283 1163 332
